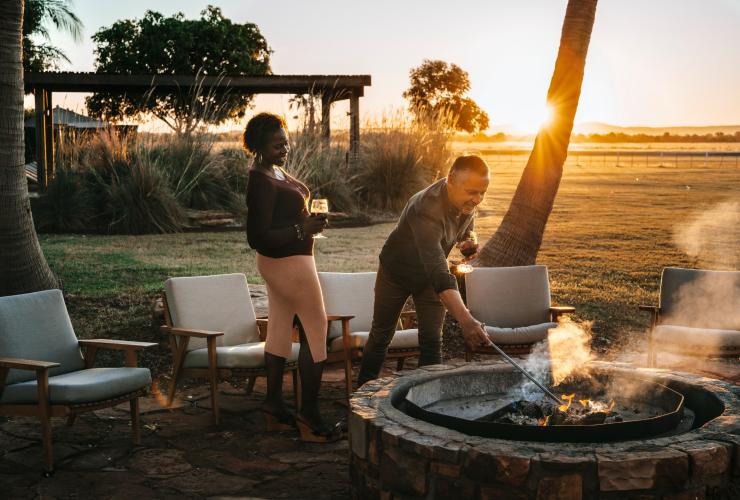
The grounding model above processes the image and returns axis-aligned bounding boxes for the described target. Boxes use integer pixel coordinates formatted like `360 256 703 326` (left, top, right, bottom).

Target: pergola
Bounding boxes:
24 72 372 189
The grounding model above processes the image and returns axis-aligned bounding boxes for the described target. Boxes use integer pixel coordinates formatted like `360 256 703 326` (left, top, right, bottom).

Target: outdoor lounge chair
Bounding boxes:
464 265 574 360
161 273 300 425
318 272 419 400
0 289 156 473
640 267 740 367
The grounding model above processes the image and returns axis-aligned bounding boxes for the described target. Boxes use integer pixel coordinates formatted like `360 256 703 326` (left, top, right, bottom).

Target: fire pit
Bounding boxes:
349 361 740 499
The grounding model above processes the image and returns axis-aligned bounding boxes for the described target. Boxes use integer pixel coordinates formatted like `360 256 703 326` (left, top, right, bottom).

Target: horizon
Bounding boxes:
27 0 740 133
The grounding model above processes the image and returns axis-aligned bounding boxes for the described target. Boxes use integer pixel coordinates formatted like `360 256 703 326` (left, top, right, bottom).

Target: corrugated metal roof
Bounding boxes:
25 106 106 129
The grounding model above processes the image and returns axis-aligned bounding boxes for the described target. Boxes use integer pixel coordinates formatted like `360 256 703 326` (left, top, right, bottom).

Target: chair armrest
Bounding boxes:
160 326 224 338
549 306 575 321
0 357 60 371
326 314 355 322
79 339 158 368
638 305 660 313
79 339 158 351
398 310 417 329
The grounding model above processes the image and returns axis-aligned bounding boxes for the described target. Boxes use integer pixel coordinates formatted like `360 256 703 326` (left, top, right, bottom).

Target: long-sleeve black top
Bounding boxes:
379 178 475 293
246 168 313 258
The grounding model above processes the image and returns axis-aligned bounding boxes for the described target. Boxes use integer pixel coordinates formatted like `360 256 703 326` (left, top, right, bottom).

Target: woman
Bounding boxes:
244 112 340 442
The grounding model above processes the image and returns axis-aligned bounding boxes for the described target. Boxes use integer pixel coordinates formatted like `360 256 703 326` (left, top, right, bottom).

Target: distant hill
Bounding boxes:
572 122 740 136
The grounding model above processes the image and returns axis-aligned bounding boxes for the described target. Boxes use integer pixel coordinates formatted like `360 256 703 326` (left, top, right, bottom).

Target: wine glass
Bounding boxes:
310 198 329 239
456 231 477 273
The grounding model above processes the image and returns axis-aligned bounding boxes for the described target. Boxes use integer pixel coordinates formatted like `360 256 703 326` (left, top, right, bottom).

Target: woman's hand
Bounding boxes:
302 214 328 236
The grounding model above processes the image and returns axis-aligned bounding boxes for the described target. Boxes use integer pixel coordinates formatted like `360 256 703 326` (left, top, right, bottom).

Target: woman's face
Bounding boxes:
259 128 290 166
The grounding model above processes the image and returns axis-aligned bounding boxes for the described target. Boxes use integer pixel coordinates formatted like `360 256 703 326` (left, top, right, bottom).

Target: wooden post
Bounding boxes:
321 92 332 149
34 89 46 190
44 90 54 182
33 88 54 190
349 88 360 167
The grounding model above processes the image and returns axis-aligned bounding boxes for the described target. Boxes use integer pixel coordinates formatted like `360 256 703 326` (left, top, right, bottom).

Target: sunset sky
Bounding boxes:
34 0 740 133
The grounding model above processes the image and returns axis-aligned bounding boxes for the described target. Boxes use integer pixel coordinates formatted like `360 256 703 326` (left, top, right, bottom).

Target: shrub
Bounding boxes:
284 130 357 213
355 111 453 212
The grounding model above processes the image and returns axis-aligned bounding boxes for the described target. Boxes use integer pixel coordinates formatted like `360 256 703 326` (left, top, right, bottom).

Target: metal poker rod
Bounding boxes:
481 323 561 405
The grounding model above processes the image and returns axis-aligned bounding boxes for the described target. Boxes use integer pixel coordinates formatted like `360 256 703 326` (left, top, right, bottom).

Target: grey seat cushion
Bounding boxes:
653 325 740 354
485 322 557 345
328 329 419 352
183 342 300 369
1 367 151 405
0 289 84 384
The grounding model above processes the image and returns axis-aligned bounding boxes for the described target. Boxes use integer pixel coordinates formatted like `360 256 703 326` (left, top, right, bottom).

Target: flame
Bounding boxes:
559 393 575 412
538 415 550 427
150 379 170 408
579 399 590 408
608 400 616 413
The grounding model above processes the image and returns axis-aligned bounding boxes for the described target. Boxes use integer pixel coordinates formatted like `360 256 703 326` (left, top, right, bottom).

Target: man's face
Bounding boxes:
446 170 489 215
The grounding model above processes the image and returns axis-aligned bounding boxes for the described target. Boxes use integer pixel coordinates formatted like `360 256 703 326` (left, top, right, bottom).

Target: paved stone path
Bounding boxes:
1 355 736 499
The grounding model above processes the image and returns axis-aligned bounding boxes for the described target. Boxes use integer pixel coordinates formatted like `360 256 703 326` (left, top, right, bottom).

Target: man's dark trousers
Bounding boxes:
357 264 446 386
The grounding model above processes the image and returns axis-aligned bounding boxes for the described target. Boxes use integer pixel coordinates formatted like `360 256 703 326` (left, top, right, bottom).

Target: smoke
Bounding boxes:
511 318 594 400
673 200 740 269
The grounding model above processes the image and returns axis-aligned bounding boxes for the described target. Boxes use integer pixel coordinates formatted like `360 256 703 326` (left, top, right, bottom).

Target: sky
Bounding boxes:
33 0 740 133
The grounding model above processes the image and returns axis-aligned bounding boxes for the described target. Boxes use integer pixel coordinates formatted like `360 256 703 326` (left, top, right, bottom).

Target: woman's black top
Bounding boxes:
246 168 313 258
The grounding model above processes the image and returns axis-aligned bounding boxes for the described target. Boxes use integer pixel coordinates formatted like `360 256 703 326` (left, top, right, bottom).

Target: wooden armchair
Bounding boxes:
318 272 421 400
0 290 156 473
640 267 740 367
161 273 299 425
464 265 575 360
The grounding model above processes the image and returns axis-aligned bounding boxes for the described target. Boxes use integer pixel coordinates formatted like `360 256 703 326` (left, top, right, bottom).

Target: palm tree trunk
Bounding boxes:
476 0 598 267
0 0 58 295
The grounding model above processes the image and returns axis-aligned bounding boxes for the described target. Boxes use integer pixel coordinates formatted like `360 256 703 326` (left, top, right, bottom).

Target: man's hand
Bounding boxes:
461 318 492 351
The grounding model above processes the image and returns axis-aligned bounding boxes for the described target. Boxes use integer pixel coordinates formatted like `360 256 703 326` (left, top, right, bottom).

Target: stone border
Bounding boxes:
349 360 740 499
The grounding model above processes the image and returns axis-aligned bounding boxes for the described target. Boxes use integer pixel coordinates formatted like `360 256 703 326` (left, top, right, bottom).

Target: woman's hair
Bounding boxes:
243 112 287 154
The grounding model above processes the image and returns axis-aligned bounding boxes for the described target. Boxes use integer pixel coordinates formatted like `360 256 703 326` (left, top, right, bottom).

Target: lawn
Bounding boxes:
39 152 739 372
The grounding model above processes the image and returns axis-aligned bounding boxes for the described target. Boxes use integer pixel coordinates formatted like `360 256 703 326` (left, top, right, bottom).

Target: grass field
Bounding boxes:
39 147 740 372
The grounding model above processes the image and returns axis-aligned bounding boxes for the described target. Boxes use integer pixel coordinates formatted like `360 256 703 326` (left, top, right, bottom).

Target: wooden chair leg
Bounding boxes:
207 337 220 425
465 349 473 362
167 338 187 408
66 414 76 426
396 357 405 371
291 370 300 409
130 398 141 445
245 376 256 396
343 354 353 402
36 371 53 473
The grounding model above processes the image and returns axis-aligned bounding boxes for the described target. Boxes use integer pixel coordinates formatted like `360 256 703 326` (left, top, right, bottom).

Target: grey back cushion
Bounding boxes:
465 265 552 328
164 273 260 351
318 272 377 339
660 267 740 329
0 289 84 385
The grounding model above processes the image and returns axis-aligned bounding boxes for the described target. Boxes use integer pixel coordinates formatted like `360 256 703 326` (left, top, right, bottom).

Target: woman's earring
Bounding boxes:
255 153 263 164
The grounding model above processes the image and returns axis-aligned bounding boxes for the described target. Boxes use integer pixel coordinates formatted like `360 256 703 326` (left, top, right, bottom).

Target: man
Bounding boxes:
357 155 492 386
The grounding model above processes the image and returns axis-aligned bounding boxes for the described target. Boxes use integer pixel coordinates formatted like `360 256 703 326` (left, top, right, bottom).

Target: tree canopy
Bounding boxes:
23 0 83 72
403 59 490 134
85 6 272 135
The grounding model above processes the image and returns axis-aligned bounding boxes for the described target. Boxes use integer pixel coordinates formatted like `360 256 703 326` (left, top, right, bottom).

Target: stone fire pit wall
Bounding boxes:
348 361 740 499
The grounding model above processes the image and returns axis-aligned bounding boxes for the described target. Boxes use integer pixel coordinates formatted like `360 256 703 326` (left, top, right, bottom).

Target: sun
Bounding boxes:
512 103 555 134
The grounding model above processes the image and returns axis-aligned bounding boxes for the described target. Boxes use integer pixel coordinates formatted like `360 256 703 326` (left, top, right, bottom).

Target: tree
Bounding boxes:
23 0 83 71
403 60 489 134
0 0 58 295
86 6 272 135
476 0 598 267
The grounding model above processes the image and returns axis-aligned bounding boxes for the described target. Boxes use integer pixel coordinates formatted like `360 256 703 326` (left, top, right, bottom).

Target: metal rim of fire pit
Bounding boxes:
396 377 686 443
